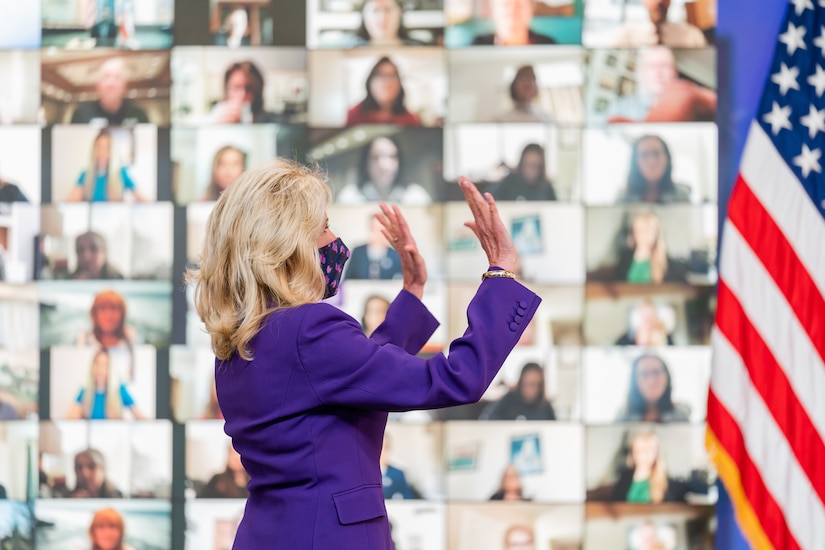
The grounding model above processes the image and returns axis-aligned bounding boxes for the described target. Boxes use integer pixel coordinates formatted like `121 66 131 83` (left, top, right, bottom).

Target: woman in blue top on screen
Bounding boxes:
66 349 144 420
67 129 144 202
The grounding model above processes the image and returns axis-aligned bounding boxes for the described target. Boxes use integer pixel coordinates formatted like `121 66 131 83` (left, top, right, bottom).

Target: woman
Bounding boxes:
203 145 247 201
88 507 134 550
188 159 537 548
210 61 281 124
361 295 391 336
617 354 691 423
619 135 691 204
615 211 670 284
346 57 421 126
610 431 684 503
492 143 557 201
199 442 250 498
71 448 123 498
68 130 144 203
495 66 552 123
489 464 530 501
77 290 140 349
71 231 124 280
66 349 144 420
615 300 673 346
480 362 556 420
336 135 432 204
353 0 426 47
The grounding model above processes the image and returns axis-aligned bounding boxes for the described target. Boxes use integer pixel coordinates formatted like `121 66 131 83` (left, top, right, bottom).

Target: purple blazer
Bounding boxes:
216 278 541 549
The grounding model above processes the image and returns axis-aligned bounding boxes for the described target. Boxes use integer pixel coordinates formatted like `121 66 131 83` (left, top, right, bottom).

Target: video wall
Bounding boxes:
0 0 719 548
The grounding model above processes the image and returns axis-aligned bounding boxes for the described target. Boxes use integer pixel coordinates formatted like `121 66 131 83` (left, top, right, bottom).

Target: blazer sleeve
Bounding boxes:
296 278 541 411
368 289 439 354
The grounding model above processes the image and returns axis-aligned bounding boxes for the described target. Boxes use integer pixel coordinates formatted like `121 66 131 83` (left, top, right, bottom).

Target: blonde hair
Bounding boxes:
627 430 669 504
84 129 124 202
629 211 668 284
81 349 122 419
187 159 332 361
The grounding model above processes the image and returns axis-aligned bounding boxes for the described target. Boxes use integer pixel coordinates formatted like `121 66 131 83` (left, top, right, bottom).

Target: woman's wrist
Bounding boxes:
403 283 424 300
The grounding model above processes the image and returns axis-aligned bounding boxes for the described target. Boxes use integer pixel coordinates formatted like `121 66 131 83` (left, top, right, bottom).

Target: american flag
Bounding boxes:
707 1 825 549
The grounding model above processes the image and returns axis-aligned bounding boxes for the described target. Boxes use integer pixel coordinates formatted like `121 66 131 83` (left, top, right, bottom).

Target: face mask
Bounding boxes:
318 238 350 299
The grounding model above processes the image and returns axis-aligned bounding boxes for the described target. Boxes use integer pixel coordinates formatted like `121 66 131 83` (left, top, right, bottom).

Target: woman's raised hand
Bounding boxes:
458 177 519 274
376 203 427 299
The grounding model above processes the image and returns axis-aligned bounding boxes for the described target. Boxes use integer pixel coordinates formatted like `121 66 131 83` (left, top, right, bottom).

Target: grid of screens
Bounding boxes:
0 1 719 548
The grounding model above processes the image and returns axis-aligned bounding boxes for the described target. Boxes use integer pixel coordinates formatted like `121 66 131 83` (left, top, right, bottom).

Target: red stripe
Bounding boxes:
729 174 825 365
708 389 802 550
716 280 825 506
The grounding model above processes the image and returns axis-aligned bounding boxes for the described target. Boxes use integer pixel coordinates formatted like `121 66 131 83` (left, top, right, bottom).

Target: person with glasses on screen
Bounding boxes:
614 0 707 48
472 0 556 46
188 159 539 549
619 135 692 204
346 57 422 126
71 58 149 126
617 354 690 423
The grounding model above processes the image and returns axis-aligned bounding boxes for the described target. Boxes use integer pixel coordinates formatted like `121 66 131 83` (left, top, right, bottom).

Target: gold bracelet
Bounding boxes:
482 270 517 280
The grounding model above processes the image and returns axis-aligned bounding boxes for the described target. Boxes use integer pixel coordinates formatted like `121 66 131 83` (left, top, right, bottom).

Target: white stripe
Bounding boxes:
739 121 825 297
719 221 825 442
711 330 825 550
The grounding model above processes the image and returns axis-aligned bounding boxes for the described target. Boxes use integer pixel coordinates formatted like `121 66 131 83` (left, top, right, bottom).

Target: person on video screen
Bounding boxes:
71 58 149 126
606 46 716 123
336 135 431 204
353 0 428 47
380 433 415 499
495 65 553 123
210 61 282 124
69 449 124 499
492 143 557 201
473 0 556 46
480 362 556 420
346 57 422 126
77 289 141 349
199 442 250 499
204 145 248 201
71 231 124 280
67 129 145 203
612 211 676 284
617 354 690 423
88 507 135 550
614 0 707 48
609 430 687 503
0 166 29 202
615 300 674 346
360 295 391 336
619 135 691 204
489 464 530 501
345 216 403 280
66 348 145 420
503 525 535 550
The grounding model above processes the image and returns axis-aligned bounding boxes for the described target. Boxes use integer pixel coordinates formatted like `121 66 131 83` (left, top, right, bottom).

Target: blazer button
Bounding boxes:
519 300 528 309
509 322 519 331
517 307 526 316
